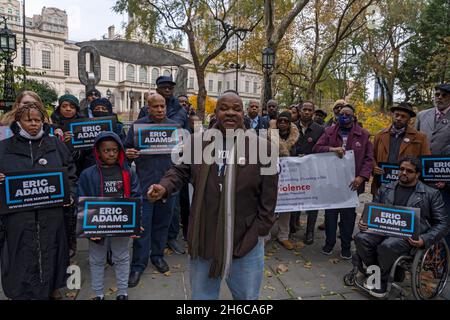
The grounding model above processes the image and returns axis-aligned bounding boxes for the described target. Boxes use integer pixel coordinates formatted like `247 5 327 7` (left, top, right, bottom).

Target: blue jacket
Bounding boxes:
138 96 188 129
124 116 178 195
78 131 141 198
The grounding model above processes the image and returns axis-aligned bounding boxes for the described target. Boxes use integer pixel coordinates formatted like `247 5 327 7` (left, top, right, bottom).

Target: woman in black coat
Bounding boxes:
0 102 77 300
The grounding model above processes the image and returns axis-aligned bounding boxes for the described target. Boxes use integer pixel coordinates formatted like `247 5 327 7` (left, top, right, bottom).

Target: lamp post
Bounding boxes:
229 31 247 93
262 47 275 111
0 17 17 113
128 88 135 121
106 88 112 100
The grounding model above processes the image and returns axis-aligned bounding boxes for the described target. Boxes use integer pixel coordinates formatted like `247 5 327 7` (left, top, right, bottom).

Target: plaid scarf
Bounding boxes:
390 125 406 139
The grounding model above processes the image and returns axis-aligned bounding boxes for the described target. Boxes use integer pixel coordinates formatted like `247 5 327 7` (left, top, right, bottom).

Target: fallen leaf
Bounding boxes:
267 285 276 291
276 264 289 274
294 252 302 256
303 261 313 269
295 242 305 250
163 271 171 277
329 258 340 264
320 284 327 290
297 297 303 300
65 291 77 299
172 264 181 269
265 252 274 257
320 274 326 278
108 287 118 293
295 260 302 264
152 271 160 275
266 296 272 300
264 270 273 277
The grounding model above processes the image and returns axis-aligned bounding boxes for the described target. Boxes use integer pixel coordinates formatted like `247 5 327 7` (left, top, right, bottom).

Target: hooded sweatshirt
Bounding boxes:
78 131 141 198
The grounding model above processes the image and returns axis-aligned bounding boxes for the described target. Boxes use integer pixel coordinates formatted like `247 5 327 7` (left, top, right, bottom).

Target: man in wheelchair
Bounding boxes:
355 156 448 297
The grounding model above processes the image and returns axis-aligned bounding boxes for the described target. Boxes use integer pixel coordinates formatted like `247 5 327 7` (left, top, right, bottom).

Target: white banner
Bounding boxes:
275 151 359 213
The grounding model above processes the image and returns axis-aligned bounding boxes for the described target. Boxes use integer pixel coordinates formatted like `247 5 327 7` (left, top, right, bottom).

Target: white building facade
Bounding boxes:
2 1 262 115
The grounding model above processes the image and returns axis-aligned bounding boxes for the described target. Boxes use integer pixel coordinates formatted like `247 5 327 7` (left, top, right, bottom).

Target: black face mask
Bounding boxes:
92 111 110 118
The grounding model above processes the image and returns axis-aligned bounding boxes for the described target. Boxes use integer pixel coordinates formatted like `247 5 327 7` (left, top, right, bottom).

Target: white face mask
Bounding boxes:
17 122 45 140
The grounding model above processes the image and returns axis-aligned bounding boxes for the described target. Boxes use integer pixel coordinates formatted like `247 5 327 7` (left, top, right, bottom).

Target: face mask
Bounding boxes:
338 114 353 127
315 118 324 125
93 111 110 118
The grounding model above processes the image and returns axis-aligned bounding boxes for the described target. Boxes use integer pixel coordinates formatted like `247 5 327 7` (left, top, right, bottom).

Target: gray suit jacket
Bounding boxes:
415 107 450 155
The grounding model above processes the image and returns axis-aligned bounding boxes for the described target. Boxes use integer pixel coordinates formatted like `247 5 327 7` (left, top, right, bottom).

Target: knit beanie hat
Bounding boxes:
90 98 113 114
58 94 80 111
278 111 292 122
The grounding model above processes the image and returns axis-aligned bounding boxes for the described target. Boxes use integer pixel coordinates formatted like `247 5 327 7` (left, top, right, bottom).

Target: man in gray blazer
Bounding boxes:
415 83 450 246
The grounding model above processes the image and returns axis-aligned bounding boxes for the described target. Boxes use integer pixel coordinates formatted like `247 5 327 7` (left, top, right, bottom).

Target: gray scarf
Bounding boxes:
17 122 45 140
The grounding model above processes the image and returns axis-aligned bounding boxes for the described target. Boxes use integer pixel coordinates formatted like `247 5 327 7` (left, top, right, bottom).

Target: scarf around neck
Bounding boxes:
190 140 237 279
390 125 406 139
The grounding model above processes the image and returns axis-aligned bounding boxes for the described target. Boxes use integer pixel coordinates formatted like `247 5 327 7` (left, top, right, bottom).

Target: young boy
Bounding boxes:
78 132 141 300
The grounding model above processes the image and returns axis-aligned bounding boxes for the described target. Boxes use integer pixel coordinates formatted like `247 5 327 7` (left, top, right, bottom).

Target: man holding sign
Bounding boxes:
125 93 179 286
372 102 430 195
355 157 447 297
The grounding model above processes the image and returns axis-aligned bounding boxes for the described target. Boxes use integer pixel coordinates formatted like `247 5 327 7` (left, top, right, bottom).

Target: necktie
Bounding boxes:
252 118 258 129
437 111 444 122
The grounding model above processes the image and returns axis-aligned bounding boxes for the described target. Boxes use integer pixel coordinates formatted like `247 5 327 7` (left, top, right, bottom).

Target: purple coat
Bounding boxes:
313 124 374 183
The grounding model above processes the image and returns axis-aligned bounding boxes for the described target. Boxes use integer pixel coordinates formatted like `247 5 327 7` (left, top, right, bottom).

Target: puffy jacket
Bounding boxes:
376 181 448 248
78 131 141 198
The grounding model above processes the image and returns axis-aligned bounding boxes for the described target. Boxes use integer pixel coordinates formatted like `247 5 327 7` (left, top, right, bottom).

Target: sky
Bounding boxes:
26 0 126 42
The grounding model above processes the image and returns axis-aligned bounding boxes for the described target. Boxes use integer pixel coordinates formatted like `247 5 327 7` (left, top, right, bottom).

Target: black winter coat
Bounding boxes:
0 122 77 300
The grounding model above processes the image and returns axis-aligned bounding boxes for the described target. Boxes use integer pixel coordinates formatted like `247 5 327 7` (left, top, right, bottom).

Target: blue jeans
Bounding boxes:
324 208 356 251
131 197 176 273
168 192 180 240
189 237 264 300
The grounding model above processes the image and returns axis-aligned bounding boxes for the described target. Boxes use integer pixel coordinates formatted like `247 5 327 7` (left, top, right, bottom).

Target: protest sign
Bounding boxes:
134 123 181 154
0 126 12 141
77 197 141 238
378 162 400 184
65 117 117 149
420 156 450 182
362 202 420 240
275 151 359 213
0 168 69 214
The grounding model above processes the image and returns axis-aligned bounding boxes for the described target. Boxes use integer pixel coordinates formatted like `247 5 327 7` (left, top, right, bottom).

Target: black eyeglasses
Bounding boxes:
278 118 290 123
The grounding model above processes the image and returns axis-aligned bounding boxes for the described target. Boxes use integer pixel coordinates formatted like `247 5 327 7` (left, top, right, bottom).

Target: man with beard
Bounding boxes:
147 91 279 299
372 102 430 195
355 157 447 297
415 84 450 247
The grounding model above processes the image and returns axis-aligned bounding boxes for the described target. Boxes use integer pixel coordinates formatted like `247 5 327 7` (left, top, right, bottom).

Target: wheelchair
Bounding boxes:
343 239 449 300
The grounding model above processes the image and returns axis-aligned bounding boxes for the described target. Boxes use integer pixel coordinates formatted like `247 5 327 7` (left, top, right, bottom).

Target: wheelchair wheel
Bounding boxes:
411 240 449 300
343 271 356 286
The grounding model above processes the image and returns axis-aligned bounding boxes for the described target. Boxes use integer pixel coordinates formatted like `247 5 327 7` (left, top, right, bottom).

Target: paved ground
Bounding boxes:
1 193 449 300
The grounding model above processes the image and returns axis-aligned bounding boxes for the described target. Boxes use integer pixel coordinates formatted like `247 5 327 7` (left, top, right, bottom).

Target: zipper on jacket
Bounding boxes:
35 212 44 283
29 140 34 166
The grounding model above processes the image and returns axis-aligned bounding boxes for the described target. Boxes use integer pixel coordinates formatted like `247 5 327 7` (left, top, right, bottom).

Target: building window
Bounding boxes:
245 81 250 93
208 80 214 92
42 50 51 69
253 82 258 94
163 69 171 77
151 68 160 87
64 60 70 76
189 77 194 89
226 81 230 90
234 80 237 90
7 8 12 14
109 66 116 81
21 48 30 67
139 66 148 83
126 65 135 82
218 81 222 93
